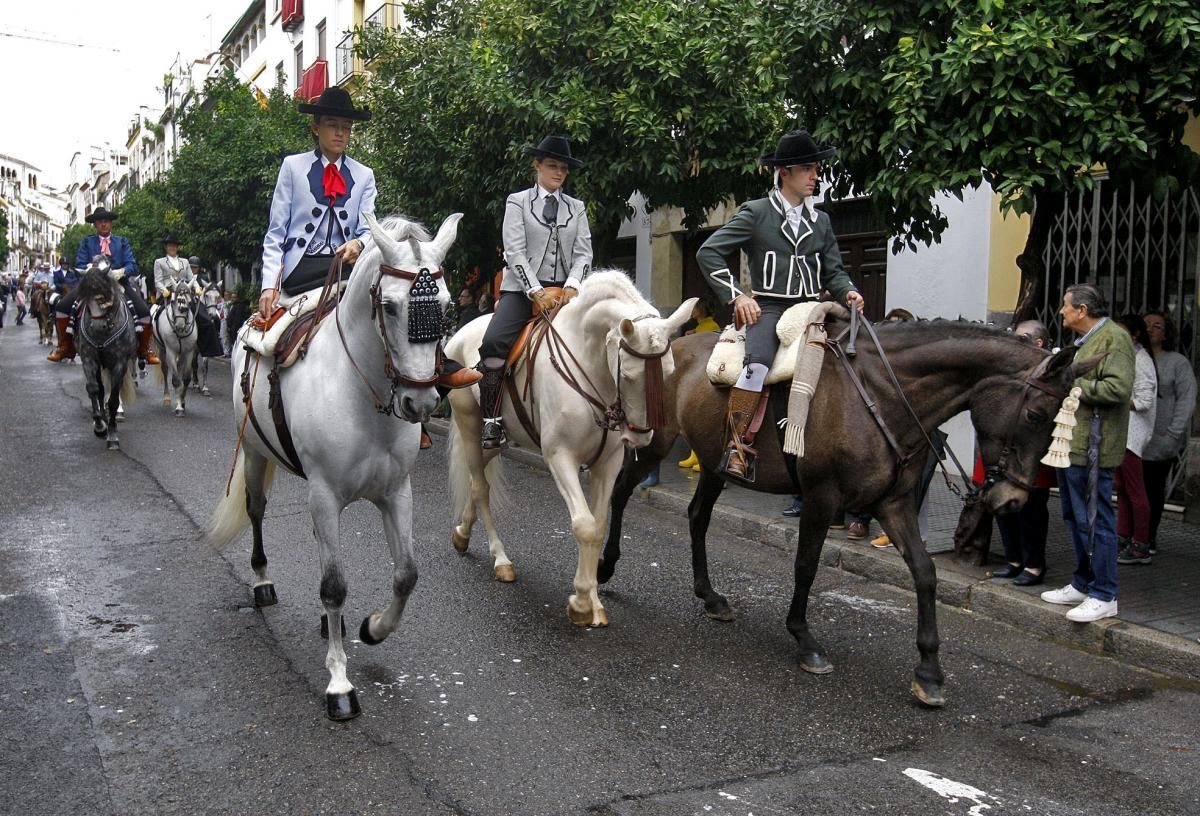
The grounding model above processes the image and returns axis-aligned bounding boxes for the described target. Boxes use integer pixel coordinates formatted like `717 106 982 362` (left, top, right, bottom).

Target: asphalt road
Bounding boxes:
1 325 1198 816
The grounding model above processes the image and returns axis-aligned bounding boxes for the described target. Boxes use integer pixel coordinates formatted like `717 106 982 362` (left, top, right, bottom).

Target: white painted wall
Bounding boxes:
885 183 993 322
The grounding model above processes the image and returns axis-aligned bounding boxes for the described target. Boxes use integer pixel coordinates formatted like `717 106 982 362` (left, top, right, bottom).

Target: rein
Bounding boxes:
80 290 131 350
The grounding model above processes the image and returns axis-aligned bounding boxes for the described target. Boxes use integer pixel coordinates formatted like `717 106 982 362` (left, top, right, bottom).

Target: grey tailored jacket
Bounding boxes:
697 188 856 304
500 186 592 296
154 255 197 297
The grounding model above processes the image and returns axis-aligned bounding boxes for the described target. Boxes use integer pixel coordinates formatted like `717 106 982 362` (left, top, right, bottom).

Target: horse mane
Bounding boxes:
356 214 434 271
574 269 646 310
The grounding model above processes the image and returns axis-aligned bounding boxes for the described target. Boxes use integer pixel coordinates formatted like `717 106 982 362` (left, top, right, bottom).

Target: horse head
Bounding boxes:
970 344 1103 514
75 256 124 314
571 272 695 447
362 212 460 422
169 285 196 333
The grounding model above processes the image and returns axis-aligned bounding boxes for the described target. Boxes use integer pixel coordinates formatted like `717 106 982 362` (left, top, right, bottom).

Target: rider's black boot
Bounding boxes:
479 364 507 450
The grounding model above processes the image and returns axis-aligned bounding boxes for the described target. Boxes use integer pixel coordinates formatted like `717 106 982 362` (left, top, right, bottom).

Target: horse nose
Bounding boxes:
401 391 437 423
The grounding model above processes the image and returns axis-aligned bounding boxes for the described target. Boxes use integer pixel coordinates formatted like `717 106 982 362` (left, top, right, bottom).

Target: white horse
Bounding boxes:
445 273 695 627
208 213 458 721
152 284 199 416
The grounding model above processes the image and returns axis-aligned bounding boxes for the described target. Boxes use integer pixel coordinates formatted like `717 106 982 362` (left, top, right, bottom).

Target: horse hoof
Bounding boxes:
174 408 185 417
115 413 125 423
106 440 120 451
451 529 469 554
911 679 946 708
567 603 609 628
162 397 172 406
253 584 277 607
797 652 834 675
704 598 736 622
494 563 516 583
325 690 361 721
320 613 347 640
93 426 106 438
359 615 384 645
201 387 211 396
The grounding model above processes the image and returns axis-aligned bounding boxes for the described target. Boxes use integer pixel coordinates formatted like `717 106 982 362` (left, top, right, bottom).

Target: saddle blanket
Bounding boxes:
238 285 344 367
705 301 830 386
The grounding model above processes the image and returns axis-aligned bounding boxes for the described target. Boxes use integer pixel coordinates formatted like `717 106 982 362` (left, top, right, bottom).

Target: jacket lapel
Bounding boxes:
306 151 326 206
335 159 355 208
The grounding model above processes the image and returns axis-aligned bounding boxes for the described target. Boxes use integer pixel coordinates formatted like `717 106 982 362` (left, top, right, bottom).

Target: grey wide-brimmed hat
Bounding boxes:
759 129 836 167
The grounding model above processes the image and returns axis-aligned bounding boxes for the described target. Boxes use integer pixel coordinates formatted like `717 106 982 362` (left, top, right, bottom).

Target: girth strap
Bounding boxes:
240 352 307 478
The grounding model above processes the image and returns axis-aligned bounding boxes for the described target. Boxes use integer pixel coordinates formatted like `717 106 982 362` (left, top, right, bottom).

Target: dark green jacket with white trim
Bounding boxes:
697 188 856 304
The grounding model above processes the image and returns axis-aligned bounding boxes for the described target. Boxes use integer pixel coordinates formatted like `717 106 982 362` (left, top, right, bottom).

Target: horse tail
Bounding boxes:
209 450 250 546
120 366 137 405
448 419 508 521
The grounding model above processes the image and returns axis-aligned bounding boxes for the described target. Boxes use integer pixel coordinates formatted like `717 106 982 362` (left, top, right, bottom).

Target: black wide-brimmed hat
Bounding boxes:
523 135 583 169
298 86 371 121
759 129 836 167
164 234 182 245
85 206 118 223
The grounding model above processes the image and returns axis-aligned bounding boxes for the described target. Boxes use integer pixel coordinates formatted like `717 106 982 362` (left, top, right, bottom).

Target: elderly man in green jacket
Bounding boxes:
697 129 865 481
1041 283 1135 623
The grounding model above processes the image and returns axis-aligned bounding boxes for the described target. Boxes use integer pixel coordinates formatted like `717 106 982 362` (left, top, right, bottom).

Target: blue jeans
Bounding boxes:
1057 465 1118 602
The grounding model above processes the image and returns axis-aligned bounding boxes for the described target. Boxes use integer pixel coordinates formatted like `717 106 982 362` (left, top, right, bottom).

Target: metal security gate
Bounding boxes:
1038 177 1199 497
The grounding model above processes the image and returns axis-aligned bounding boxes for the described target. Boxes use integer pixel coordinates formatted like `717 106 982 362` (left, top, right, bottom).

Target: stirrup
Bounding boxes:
719 444 757 483
481 418 508 450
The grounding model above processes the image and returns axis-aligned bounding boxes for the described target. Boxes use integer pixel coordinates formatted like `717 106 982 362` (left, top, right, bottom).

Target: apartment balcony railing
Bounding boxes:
363 3 403 31
282 0 304 31
334 33 362 86
296 59 329 103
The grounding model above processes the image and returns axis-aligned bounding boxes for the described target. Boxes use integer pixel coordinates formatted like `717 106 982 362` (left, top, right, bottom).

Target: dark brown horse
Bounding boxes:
601 320 1098 707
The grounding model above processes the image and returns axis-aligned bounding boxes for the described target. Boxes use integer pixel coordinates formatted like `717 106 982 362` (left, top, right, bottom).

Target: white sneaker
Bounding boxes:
1040 584 1087 606
1065 597 1118 623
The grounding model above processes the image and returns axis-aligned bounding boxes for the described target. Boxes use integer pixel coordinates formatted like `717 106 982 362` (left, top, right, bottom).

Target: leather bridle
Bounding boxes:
980 354 1069 494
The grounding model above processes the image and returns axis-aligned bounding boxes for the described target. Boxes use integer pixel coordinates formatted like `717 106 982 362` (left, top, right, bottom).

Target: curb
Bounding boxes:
426 419 1200 682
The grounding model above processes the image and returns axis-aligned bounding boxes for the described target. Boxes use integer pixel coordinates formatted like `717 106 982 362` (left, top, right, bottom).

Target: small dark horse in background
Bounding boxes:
602 320 1099 706
30 285 54 346
74 258 137 450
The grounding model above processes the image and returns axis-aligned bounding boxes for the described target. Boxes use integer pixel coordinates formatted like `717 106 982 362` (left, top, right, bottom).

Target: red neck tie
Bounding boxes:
99 236 111 255
323 162 347 202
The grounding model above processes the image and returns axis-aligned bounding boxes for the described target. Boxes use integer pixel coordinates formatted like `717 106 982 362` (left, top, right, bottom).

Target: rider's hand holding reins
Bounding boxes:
846 290 866 313
733 294 761 328
561 286 578 305
532 288 559 314
259 287 280 318
336 238 364 265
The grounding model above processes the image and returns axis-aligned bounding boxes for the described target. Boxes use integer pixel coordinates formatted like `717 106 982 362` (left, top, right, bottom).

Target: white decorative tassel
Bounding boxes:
1041 386 1082 468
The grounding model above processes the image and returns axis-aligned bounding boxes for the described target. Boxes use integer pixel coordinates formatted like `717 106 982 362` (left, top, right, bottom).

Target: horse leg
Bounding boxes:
105 364 123 450
308 483 359 720
876 502 945 707
244 449 278 608
86 362 107 438
599 437 672 585
688 468 735 621
785 490 837 675
546 448 609 627
175 351 190 416
160 352 172 406
200 357 211 396
360 481 418 645
450 407 513 580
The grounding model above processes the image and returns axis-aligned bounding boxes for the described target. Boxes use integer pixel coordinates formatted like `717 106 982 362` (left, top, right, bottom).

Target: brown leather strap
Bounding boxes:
267 361 307 478
505 373 541 447
743 388 771 445
240 352 303 478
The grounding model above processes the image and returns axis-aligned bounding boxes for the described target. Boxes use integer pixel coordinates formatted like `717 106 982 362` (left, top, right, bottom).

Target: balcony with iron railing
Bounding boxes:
296 59 328 103
334 4 404 86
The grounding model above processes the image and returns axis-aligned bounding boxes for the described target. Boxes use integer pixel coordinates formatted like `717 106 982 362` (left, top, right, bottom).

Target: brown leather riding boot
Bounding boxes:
47 317 75 362
721 386 762 480
138 327 161 365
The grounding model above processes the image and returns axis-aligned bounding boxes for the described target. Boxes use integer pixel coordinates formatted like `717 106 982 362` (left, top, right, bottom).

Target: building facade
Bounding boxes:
0 153 69 272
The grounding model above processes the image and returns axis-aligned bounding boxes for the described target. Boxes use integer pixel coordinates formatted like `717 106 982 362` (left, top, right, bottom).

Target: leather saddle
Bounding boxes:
505 286 564 369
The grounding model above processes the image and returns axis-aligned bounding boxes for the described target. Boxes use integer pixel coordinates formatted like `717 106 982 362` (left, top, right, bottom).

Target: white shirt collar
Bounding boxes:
319 154 344 170
535 184 561 202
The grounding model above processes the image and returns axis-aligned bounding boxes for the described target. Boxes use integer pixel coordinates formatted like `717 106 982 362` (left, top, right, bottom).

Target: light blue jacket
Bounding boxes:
260 149 377 291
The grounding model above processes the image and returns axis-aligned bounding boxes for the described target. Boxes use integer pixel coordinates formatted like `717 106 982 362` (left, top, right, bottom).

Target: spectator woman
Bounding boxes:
1112 315 1158 565
1139 310 1197 556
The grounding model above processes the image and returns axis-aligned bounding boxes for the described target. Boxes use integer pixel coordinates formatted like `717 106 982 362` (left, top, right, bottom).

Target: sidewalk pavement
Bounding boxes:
428 421 1200 682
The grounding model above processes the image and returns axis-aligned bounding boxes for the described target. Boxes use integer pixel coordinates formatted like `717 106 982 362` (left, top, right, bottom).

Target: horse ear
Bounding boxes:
429 213 464 261
1036 345 1078 381
662 297 698 333
620 317 635 338
1069 352 1108 382
364 213 400 266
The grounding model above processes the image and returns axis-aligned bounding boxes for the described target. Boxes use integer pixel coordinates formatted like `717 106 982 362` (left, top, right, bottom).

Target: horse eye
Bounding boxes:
383 302 399 317
1026 410 1047 424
